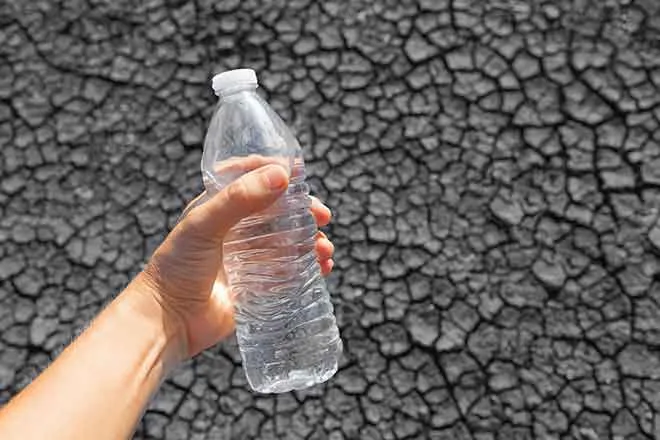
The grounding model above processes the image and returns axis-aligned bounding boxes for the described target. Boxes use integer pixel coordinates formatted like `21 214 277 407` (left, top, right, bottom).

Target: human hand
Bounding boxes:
134 160 334 360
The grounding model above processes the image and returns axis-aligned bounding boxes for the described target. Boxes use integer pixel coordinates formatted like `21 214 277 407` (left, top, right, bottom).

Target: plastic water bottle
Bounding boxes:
201 69 342 393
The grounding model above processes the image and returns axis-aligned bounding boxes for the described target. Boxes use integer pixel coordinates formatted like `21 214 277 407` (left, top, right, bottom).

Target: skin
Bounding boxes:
0 163 334 440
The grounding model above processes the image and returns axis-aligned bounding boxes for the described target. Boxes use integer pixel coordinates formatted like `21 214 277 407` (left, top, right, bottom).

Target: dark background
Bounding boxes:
2 0 660 438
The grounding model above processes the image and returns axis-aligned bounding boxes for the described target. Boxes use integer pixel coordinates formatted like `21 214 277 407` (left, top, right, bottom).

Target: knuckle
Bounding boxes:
225 179 249 205
178 215 209 242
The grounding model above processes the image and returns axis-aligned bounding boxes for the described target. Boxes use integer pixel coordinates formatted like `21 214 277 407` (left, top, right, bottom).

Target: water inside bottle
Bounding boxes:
216 156 342 393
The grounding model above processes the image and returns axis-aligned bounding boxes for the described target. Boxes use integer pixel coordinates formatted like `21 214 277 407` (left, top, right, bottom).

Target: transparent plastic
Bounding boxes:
201 70 342 393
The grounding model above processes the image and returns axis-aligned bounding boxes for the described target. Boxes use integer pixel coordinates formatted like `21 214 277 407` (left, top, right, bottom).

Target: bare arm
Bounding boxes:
0 281 183 440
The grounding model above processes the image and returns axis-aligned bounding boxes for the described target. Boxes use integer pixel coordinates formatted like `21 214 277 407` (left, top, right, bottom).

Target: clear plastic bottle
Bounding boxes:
201 69 342 393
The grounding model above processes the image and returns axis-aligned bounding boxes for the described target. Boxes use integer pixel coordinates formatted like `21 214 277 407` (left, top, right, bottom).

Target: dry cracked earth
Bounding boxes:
3 0 660 439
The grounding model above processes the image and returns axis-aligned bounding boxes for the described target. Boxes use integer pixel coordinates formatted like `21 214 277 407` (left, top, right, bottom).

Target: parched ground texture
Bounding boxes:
2 0 660 439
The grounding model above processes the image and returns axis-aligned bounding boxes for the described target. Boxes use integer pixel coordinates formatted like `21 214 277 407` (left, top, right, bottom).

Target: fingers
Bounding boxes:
175 164 337 276
212 155 291 177
310 199 334 276
206 155 292 190
188 158 331 230
180 164 290 243
315 231 334 276
315 231 334 260
310 196 332 227
179 155 289 224
319 259 334 276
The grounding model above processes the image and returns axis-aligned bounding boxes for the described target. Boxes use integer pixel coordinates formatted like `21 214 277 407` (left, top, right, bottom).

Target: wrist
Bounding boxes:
119 274 189 369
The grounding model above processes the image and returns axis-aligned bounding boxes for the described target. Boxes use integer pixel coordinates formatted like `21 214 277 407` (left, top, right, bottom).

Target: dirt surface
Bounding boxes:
2 0 660 439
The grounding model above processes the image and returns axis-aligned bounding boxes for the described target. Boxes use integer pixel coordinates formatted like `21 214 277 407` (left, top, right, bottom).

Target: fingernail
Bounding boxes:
262 165 289 192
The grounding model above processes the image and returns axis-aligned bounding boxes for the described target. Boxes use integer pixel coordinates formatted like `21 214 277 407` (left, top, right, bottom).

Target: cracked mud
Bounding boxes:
3 0 660 439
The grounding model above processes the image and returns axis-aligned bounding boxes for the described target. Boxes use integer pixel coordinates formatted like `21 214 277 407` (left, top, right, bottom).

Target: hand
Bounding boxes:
135 161 334 360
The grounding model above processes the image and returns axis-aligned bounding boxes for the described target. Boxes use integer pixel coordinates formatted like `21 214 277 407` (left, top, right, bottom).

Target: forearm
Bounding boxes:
0 276 185 440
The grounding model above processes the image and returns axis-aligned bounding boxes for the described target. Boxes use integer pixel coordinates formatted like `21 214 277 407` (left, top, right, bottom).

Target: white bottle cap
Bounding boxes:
211 68 258 96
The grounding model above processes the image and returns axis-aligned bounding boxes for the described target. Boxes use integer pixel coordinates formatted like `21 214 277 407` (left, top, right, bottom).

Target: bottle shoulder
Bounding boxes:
201 92 302 188
203 92 301 159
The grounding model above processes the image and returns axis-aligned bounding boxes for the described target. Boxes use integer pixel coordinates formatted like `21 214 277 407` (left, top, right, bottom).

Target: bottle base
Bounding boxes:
252 362 339 394
244 338 342 394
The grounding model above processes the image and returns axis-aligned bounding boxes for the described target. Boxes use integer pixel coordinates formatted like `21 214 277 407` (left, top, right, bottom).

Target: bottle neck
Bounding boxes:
217 85 257 101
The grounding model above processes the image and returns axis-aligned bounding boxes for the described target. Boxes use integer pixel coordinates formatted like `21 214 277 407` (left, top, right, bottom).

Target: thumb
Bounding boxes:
180 163 290 242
